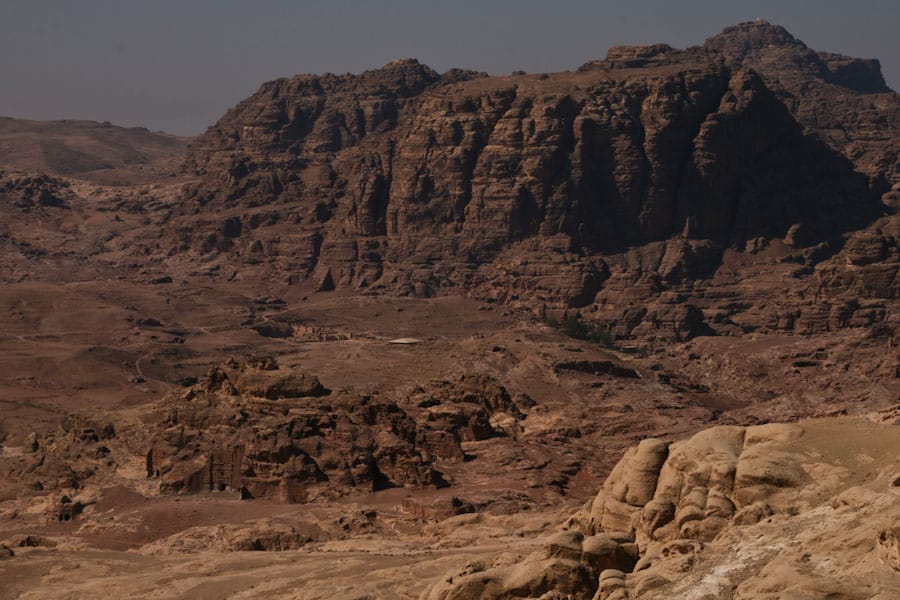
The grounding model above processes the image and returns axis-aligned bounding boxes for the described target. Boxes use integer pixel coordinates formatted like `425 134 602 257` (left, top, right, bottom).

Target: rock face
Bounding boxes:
703 22 899 189
166 22 896 342
0 357 537 506
0 170 75 210
409 375 525 442
426 418 900 599
585 21 899 189
585 424 809 547
142 359 451 500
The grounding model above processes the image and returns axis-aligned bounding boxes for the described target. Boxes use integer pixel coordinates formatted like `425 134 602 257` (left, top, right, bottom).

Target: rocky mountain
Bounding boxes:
584 21 899 188
167 21 897 343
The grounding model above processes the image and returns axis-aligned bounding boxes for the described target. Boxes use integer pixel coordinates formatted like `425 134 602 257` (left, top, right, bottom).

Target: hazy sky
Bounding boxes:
2 1 898 135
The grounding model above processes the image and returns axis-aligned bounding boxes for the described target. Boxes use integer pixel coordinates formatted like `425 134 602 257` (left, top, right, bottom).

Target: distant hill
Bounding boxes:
0 117 189 185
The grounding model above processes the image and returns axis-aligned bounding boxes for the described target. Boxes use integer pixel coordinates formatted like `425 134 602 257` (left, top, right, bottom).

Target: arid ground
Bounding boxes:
1 20 898 600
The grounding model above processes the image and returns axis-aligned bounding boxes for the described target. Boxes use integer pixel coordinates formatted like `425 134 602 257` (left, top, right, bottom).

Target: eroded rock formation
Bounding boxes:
142 359 451 500
161 22 897 343
426 418 900 599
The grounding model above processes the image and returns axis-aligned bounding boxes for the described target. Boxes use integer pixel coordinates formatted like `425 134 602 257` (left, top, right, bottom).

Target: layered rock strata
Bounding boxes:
164 22 897 342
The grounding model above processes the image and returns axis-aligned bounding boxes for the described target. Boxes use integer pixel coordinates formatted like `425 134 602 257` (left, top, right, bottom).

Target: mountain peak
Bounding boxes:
702 21 892 94
381 57 424 69
704 20 804 56
360 58 441 97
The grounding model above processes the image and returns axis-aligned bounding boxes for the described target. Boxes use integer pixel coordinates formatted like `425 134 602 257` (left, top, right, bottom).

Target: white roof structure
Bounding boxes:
387 337 424 345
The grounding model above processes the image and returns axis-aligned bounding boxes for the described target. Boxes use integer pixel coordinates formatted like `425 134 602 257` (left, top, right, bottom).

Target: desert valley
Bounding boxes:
0 21 898 599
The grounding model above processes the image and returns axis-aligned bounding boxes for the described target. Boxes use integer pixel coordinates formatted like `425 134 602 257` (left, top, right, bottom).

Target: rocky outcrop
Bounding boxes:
135 362 532 502
585 424 809 548
142 359 451 500
0 414 118 502
0 360 533 506
426 418 900 599
816 215 900 302
0 170 75 210
409 375 526 442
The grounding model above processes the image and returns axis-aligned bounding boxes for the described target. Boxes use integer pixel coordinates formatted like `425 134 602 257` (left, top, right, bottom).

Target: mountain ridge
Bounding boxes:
159 22 899 342
0 116 188 185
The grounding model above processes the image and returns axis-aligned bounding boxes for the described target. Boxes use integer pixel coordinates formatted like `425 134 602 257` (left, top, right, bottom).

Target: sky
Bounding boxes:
1 0 898 135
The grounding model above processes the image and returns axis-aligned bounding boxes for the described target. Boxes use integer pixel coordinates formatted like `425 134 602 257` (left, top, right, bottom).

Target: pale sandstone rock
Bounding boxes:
878 527 900 571
432 419 900 599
